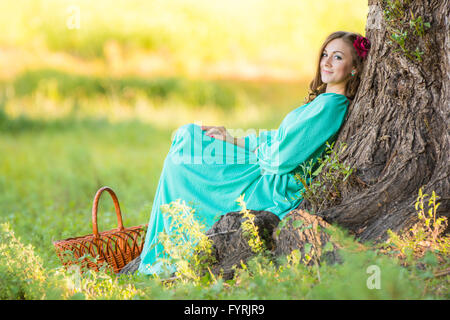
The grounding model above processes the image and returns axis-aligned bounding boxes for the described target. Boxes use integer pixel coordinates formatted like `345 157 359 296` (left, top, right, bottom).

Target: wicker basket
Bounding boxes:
53 186 147 274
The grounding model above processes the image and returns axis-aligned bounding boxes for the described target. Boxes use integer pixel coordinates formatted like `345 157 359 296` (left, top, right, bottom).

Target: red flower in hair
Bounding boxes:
353 36 371 59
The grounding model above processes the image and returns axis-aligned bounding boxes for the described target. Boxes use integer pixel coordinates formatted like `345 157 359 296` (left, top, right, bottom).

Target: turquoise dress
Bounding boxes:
138 92 349 275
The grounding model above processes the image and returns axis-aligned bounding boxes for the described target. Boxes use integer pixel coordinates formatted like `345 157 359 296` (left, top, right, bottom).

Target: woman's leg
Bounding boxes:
138 123 261 275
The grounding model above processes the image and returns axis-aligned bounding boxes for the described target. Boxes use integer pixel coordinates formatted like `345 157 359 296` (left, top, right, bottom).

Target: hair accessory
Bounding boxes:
353 36 371 59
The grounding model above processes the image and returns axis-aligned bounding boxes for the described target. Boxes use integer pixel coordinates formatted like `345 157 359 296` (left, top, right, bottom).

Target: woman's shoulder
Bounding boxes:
316 92 348 101
311 93 349 108
302 93 348 116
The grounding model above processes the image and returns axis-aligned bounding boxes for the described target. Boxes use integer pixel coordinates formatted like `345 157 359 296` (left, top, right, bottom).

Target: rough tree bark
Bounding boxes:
296 0 449 242
273 208 341 265
205 210 279 279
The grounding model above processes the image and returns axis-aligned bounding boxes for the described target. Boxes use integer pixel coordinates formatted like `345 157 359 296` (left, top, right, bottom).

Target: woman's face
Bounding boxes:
320 38 355 92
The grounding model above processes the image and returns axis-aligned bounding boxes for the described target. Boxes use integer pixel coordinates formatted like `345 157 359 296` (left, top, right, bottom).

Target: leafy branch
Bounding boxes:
293 141 355 214
382 0 431 62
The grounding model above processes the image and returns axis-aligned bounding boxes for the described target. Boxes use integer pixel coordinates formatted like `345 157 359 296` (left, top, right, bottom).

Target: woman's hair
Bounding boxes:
305 31 366 104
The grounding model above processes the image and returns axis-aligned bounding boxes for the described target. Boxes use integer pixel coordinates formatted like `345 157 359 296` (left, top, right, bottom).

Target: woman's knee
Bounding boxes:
174 123 199 139
170 123 201 151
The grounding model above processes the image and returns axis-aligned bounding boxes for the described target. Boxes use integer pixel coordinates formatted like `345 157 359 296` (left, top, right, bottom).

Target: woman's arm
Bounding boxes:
234 137 249 149
254 97 348 175
201 125 260 153
201 125 243 146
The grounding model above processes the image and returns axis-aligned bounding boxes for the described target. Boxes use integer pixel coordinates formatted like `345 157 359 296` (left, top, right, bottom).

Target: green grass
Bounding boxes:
8 69 238 109
0 117 171 268
1 0 447 301
1 215 446 300
1 111 448 300
0 73 306 269
0 69 447 300
0 69 309 130
1 73 448 299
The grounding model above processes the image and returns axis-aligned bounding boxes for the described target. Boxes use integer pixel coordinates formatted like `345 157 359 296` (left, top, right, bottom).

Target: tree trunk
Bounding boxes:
297 0 449 242
206 210 280 280
273 208 341 266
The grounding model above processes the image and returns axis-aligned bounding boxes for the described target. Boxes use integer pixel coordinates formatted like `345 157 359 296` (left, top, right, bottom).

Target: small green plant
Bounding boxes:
385 188 449 261
415 189 446 244
236 194 266 255
409 10 430 37
382 0 431 62
411 47 425 62
381 188 449 298
0 222 49 299
389 28 409 53
294 141 355 213
157 199 216 284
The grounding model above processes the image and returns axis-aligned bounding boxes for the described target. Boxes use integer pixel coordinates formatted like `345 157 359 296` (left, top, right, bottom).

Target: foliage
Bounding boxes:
156 199 216 284
2 192 448 300
0 70 309 131
1 102 448 300
0 222 51 299
380 188 450 298
294 141 355 213
0 221 155 300
236 194 266 254
384 188 449 260
382 0 431 62
3 0 444 301
152 195 269 284
2 218 443 300
58 265 144 300
0 0 366 74
8 69 237 110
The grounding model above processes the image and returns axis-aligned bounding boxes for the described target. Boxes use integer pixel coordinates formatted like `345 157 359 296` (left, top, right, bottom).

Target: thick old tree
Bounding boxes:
300 0 450 242
215 0 450 270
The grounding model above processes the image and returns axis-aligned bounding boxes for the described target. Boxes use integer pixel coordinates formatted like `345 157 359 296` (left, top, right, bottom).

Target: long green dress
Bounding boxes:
138 92 349 275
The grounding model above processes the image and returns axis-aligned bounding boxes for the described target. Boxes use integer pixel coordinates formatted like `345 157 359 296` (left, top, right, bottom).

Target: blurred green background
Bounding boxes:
0 0 367 269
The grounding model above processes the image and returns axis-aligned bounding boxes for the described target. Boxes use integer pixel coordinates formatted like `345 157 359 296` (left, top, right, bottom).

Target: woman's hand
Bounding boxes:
201 125 234 144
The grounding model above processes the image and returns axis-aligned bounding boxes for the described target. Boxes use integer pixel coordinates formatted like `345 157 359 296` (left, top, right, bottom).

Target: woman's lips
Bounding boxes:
322 70 333 74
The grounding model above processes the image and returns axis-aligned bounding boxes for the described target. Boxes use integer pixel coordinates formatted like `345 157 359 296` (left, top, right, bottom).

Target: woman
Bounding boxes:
138 31 371 275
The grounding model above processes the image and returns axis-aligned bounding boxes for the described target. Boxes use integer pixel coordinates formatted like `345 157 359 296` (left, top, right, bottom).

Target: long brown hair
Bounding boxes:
305 31 366 104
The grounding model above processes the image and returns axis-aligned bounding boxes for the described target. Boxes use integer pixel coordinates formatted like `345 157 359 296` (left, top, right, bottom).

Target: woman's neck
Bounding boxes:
325 84 346 96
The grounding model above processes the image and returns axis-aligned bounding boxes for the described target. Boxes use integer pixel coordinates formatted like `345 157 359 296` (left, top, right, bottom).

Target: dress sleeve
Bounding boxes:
255 97 348 175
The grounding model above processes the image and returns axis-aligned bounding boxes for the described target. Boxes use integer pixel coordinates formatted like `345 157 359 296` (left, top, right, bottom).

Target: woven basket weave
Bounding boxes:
53 186 147 274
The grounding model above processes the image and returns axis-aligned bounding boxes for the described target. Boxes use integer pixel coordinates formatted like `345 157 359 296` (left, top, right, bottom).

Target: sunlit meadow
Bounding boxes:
3 1 446 301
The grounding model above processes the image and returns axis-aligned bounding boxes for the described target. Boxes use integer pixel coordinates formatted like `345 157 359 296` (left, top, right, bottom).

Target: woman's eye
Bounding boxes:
322 53 342 60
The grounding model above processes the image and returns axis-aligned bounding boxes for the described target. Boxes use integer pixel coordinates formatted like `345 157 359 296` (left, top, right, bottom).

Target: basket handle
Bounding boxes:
92 186 125 237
